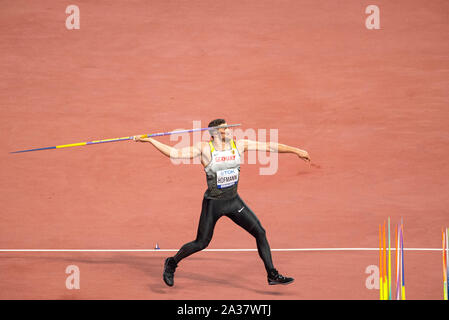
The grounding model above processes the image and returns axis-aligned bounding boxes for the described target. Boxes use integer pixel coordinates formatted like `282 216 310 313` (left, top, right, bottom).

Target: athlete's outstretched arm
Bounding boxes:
133 135 202 159
238 139 310 162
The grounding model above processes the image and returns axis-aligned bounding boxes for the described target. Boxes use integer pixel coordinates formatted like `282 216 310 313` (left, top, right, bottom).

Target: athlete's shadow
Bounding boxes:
178 271 287 296
170 257 289 296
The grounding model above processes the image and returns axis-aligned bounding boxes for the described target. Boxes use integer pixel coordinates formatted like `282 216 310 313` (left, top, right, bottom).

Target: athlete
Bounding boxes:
133 119 310 286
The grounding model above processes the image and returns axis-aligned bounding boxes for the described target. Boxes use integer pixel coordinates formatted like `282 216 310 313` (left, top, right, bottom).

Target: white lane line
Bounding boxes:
0 248 442 252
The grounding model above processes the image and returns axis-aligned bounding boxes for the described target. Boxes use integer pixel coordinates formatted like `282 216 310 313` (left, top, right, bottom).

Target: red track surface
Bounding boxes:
1 0 448 299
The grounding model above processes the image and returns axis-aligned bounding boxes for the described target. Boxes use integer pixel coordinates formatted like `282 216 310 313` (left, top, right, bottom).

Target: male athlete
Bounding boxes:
133 119 310 286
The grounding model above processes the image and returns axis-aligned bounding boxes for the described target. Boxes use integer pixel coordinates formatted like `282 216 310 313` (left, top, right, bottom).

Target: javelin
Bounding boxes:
10 123 241 154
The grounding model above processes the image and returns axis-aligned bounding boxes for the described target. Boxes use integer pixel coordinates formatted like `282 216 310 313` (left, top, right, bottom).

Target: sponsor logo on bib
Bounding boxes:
217 168 239 189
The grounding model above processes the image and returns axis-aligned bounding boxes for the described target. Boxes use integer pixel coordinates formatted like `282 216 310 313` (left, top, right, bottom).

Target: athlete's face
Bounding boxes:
215 123 231 142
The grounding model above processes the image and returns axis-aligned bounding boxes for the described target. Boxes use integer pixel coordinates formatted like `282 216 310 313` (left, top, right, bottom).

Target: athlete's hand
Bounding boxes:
133 135 147 142
296 149 310 162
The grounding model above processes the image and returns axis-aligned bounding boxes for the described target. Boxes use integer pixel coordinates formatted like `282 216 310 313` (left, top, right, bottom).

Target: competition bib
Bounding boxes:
216 168 239 189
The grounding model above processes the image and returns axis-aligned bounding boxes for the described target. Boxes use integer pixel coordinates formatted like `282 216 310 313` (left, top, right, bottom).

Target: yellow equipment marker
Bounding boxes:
379 224 383 300
388 217 392 300
443 229 448 300
383 221 388 299
400 221 406 300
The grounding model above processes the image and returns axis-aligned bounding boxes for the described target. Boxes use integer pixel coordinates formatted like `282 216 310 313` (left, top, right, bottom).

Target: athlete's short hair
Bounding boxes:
208 119 226 138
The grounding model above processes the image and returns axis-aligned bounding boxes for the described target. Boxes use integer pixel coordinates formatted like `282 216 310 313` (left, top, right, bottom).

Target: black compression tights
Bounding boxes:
173 194 275 273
